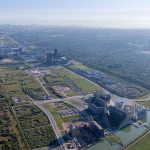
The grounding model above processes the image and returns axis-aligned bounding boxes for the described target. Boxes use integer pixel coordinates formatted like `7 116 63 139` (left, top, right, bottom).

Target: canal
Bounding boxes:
87 111 150 150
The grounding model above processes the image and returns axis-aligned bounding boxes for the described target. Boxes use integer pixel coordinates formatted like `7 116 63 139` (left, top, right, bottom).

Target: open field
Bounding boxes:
43 101 80 132
0 35 17 46
55 67 100 93
0 68 31 103
13 104 57 149
106 135 120 145
70 63 93 70
138 101 150 107
0 86 27 150
137 94 150 101
61 115 80 122
0 67 47 102
43 103 64 130
136 94 150 107
24 125 57 149
128 132 150 150
14 105 49 129
22 77 48 100
0 67 58 149
43 72 77 98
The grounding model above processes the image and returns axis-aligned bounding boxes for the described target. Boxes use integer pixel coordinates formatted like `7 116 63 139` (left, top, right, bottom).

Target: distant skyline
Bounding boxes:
0 0 150 28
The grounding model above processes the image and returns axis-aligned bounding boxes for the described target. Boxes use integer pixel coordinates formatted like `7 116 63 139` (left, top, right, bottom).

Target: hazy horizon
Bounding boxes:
0 0 150 28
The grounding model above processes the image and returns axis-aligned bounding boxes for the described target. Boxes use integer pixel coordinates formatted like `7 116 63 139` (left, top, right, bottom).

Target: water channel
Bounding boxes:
88 111 150 150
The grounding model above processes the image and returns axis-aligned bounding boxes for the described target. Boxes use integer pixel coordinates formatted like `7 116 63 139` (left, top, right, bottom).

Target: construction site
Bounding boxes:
64 119 104 149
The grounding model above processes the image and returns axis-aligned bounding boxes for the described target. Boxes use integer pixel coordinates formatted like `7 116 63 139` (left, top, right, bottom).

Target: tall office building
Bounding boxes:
47 54 53 64
54 49 58 58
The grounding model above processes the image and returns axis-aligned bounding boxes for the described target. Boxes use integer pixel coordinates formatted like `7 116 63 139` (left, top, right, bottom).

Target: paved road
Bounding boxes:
34 77 67 150
38 94 92 103
28 96 66 150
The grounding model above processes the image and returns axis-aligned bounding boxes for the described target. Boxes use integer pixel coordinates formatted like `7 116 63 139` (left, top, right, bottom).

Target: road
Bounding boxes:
38 96 89 111
36 76 50 96
34 77 67 150
28 96 66 150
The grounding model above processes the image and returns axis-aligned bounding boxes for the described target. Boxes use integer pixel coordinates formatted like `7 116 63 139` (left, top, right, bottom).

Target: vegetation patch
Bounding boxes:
106 135 120 145
13 104 57 149
43 101 81 132
0 96 26 150
128 132 150 150
55 67 100 93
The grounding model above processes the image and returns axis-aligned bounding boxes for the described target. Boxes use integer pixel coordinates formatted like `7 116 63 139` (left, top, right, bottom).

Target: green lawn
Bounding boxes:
136 93 150 107
138 101 150 108
1 68 46 102
71 64 93 70
137 94 150 101
44 74 64 83
0 35 17 45
106 135 120 144
43 102 81 130
61 115 80 122
43 103 64 130
129 133 150 150
56 67 100 93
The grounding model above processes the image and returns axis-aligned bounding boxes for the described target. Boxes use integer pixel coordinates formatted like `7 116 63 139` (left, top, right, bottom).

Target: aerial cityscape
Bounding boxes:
0 0 150 150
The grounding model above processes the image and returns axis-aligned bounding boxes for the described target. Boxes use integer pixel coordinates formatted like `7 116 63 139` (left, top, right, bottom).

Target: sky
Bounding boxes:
0 0 150 28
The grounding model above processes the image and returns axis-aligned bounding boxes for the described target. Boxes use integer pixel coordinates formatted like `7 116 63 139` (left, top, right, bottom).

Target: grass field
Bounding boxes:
136 93 150 107
55 67 100 93
106 135 120 144
61 115 80 122
138 101 150 107
0 35 17 45
14 105 49 129
0 67 47 102
0 88 26 150
43 101 81 132
0 67 58 149
43 103 64 130
13 104 57 149
44 74 64 84
70 63 93 70
137 94 150 101
128 132 150 150
43 72 77 97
